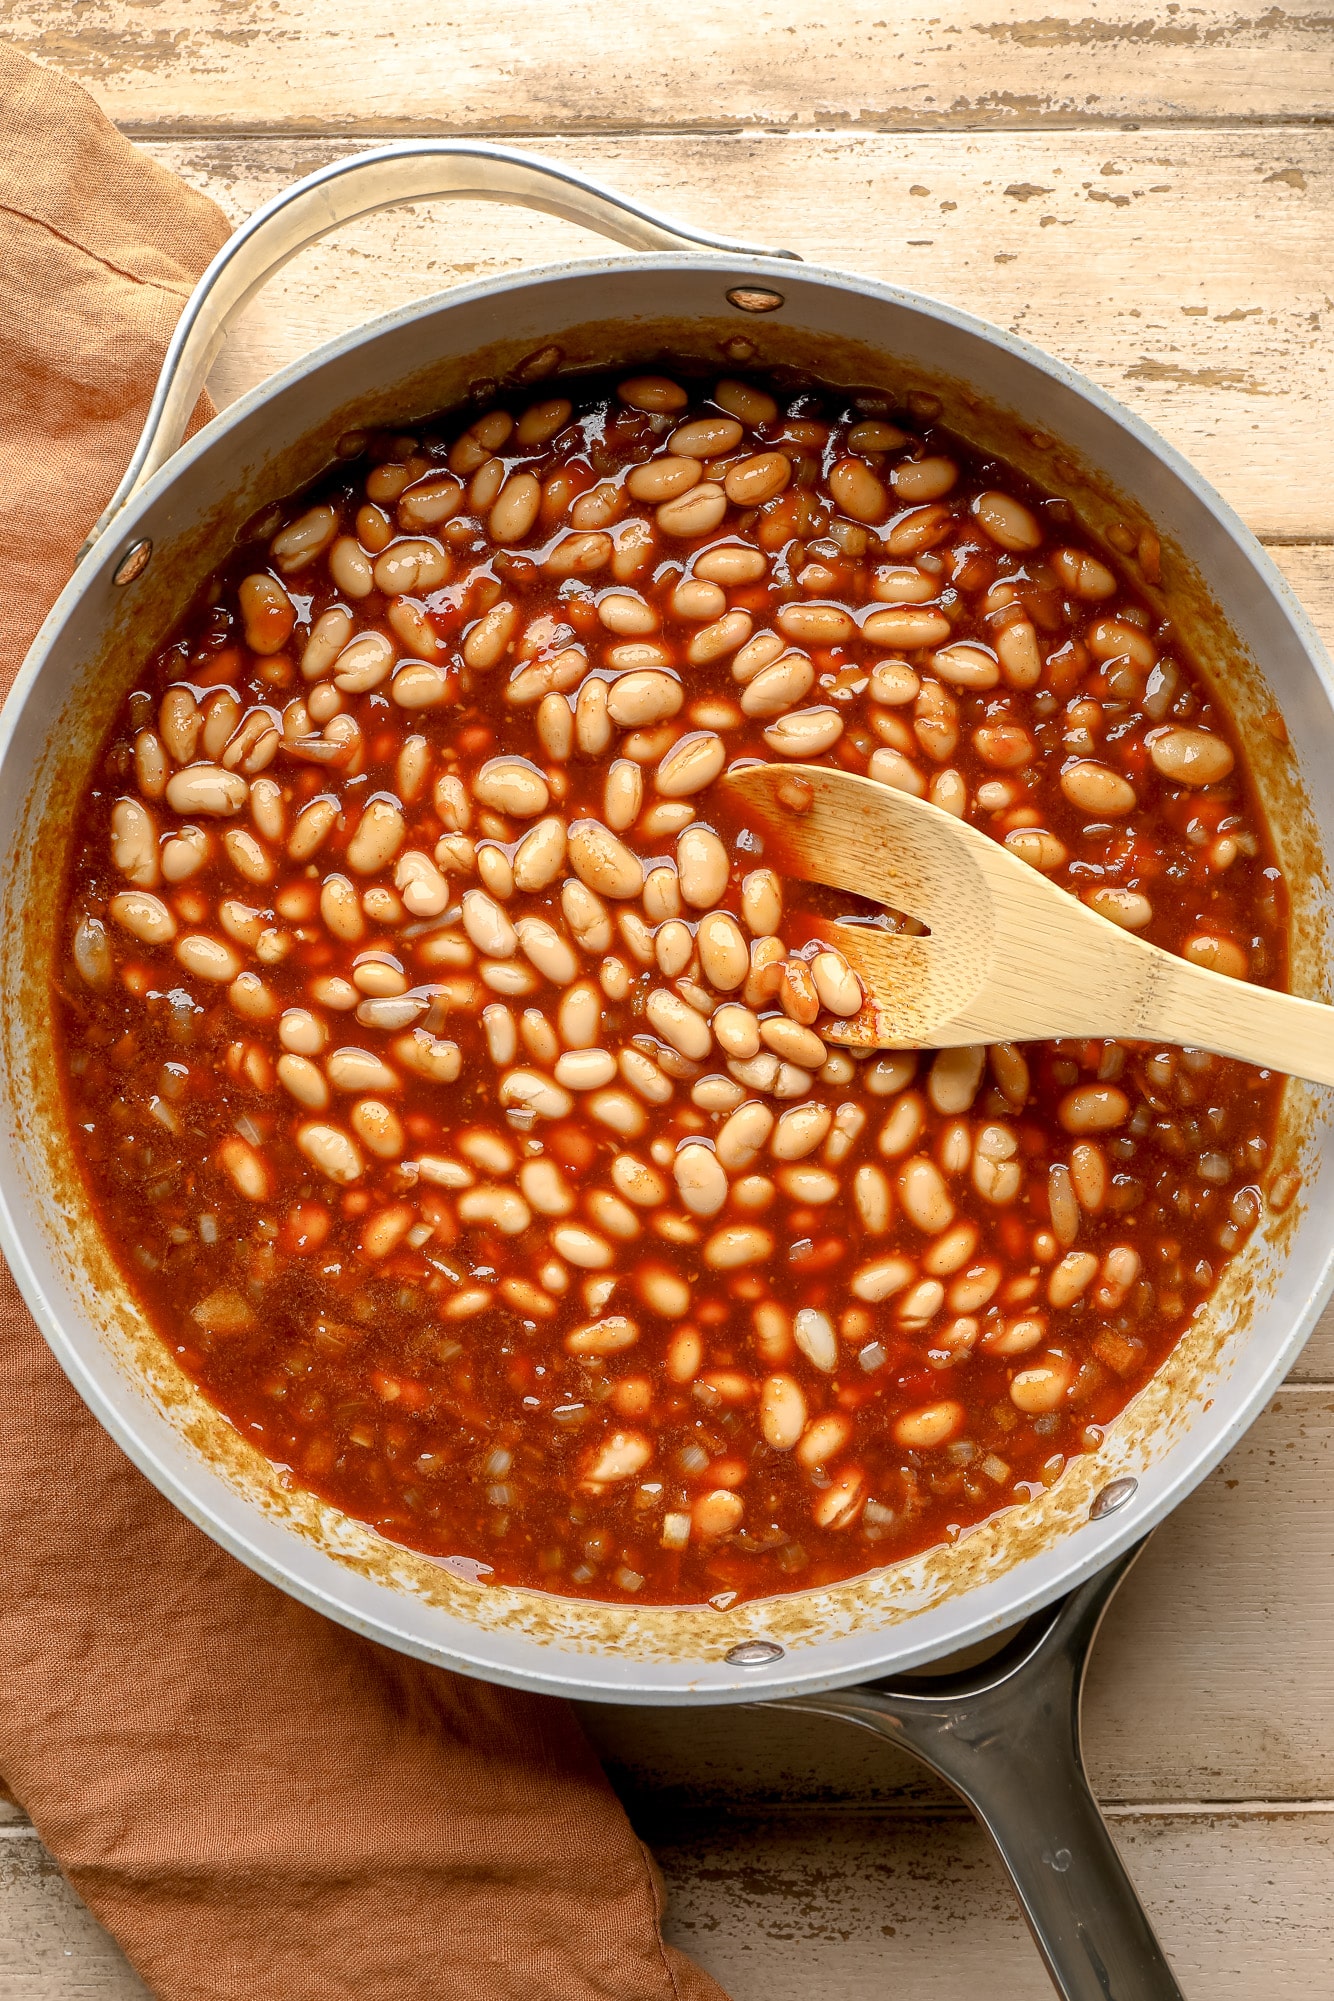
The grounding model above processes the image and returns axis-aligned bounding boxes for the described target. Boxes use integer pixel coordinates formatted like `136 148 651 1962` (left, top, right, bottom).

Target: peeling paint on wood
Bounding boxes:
6 2 1334 134
656 1812 1334 1997
3 1811 1333 1998
0 1843 149 1999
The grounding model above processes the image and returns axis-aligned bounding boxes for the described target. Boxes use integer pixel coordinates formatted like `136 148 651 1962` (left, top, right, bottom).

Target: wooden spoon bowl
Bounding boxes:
725 762 1334 1084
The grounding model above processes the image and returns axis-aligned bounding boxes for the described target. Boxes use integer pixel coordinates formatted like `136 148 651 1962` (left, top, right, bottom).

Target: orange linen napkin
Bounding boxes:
0 44 727 2001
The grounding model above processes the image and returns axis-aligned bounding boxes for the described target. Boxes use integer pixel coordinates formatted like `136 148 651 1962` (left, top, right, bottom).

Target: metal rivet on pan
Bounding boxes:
727 286 785 314
1089 1476 1138 1520
113 539 153 587
725 1639 785 1667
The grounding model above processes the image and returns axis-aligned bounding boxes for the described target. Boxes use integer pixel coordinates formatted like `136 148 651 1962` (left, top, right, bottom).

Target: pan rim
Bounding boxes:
4 246 1331 1703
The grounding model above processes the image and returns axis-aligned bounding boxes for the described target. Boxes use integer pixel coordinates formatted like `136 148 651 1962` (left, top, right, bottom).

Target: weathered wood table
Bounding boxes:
4 5 1334 1994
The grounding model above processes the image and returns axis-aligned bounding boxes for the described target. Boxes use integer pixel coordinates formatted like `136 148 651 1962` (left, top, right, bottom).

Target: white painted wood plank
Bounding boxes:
655 1810 1334 2001
9 0 1334 135
4 1809 1331 2001
1 1810 1332 2001
581 1393 1334 1807
141 130 1334 539
0 1839 148 2001
1286 1296 1334 1383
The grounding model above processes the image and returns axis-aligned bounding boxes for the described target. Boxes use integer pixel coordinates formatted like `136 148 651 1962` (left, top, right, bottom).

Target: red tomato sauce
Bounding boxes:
54 367 1287 1606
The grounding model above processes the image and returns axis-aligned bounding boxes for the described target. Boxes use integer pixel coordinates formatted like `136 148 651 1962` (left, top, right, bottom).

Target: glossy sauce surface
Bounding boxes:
55 368 1286 1606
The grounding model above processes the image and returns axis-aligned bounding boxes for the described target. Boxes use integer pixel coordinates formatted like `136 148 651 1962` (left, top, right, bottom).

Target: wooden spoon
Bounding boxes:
724 761 1334 1082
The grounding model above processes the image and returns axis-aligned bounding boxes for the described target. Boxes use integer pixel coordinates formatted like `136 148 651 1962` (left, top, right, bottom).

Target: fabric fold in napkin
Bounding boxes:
0 44 726 2001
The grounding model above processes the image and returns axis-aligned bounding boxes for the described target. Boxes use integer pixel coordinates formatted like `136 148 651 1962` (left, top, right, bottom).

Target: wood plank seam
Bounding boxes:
104 116 1334 142
630 1798 1334 1822
2 1804 1333 1843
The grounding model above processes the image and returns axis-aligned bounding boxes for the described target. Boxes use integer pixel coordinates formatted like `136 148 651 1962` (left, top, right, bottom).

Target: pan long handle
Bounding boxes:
769 1544 1185 2001
81 140 800 559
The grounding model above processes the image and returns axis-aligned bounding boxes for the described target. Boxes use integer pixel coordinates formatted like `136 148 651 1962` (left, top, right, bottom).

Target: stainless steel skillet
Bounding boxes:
2 142 1330 1999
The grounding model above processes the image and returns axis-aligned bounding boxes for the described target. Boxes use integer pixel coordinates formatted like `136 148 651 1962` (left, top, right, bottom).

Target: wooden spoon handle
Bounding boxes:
1139 951 1334 1086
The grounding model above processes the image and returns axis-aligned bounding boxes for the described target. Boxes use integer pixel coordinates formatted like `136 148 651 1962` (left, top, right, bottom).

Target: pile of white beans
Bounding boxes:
60 367 1282 1597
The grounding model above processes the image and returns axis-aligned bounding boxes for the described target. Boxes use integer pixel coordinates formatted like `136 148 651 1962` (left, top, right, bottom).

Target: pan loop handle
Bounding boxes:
81 140 801 560
766 1542 1185 2001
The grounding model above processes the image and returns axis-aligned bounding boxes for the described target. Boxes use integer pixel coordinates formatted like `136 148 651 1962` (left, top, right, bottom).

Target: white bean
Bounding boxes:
557 980 602 1049
110 798 158 887
792 1307 838 1372
674 1142 729 1217
276 1053 329 1110
458 1185 532 1235
713 1003 761 1060
462 888 518 959
513 816 568 892
109 890 175 944
482 1003 517 1066
851 1253 915 1303
853 1163 892 1233
702 1224 773 1270
762 706 844 758
759 1375 808 1450
554 1047 617 1090
176 933 241 982
741 870 782 938
473 755 549 818
1060 760 1136 817
332 630 395 695
569 1323 641 1364
1148 725 1235 787
646 988 712 1060
301 608 354 681
676 825 729 908
604 758 643 831
516 1158 574 1216
568 820 645 900
740 654 815 718
609 1156 667 1210
297 1122 363 1184
499 1069 574 1118
771 1101 832 1161
654 731 726 798
326 1046 399 1093
810 950 863 1017
328 535 373 599
664 575 723 622
272 503 338 571
579 1426 651 1482
562 878 614 953
165 765 247 817
716 1100 775 1171
395 848 450 917
760 1017 826 1070
654 918 694 978
686 611 753 665
515 916 580 985
899 1155 955 1232
551 1223 614 1269
695 911 747 990
346 797 405 874
973 1123 1023 1203
656 483 727 537
928 1045 985 1115
606 669 683 727
374 537 449 595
